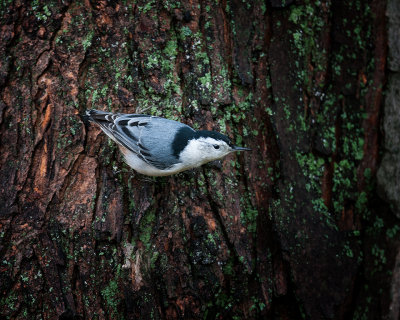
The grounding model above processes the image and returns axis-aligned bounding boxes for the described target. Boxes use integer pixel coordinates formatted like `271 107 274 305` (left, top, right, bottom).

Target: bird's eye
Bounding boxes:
213 145 220 149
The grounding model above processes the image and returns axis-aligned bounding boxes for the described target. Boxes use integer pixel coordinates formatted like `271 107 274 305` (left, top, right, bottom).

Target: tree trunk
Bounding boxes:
0 0 397 319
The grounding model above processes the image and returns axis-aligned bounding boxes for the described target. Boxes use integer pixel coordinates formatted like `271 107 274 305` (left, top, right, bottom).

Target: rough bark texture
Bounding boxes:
0 0 397 319
377 0 400 319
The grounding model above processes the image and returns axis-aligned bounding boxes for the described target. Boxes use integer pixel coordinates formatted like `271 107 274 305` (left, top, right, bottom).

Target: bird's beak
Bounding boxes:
232 145 251 152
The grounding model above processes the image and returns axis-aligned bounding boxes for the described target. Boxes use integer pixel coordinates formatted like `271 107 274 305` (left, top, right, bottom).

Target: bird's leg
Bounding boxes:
207 160 222 170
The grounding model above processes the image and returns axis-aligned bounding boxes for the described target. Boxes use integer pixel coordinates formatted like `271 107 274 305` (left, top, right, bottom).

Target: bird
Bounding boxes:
85 109 251 176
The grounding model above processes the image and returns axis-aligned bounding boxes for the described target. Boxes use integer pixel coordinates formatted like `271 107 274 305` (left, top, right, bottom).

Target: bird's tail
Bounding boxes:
84 109 122 145
85 109 116 123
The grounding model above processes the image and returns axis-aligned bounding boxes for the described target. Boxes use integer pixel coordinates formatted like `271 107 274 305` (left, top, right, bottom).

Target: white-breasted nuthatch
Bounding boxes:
86 109 251 176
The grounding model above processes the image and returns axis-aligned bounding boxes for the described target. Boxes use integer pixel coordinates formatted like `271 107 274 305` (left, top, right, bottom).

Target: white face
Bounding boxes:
179 137 233 166
198 137 232 160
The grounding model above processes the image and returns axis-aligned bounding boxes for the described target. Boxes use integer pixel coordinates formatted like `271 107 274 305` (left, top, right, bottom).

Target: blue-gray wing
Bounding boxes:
86 109 193 169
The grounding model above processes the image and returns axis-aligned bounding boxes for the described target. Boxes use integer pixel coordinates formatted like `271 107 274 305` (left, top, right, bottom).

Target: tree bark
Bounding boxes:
0 0 396 319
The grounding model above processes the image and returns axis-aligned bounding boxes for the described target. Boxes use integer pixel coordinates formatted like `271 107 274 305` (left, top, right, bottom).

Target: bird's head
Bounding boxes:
178 130 251 166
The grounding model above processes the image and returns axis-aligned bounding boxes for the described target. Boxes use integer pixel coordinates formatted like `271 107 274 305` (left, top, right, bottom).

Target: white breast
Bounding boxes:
119 146 190 176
